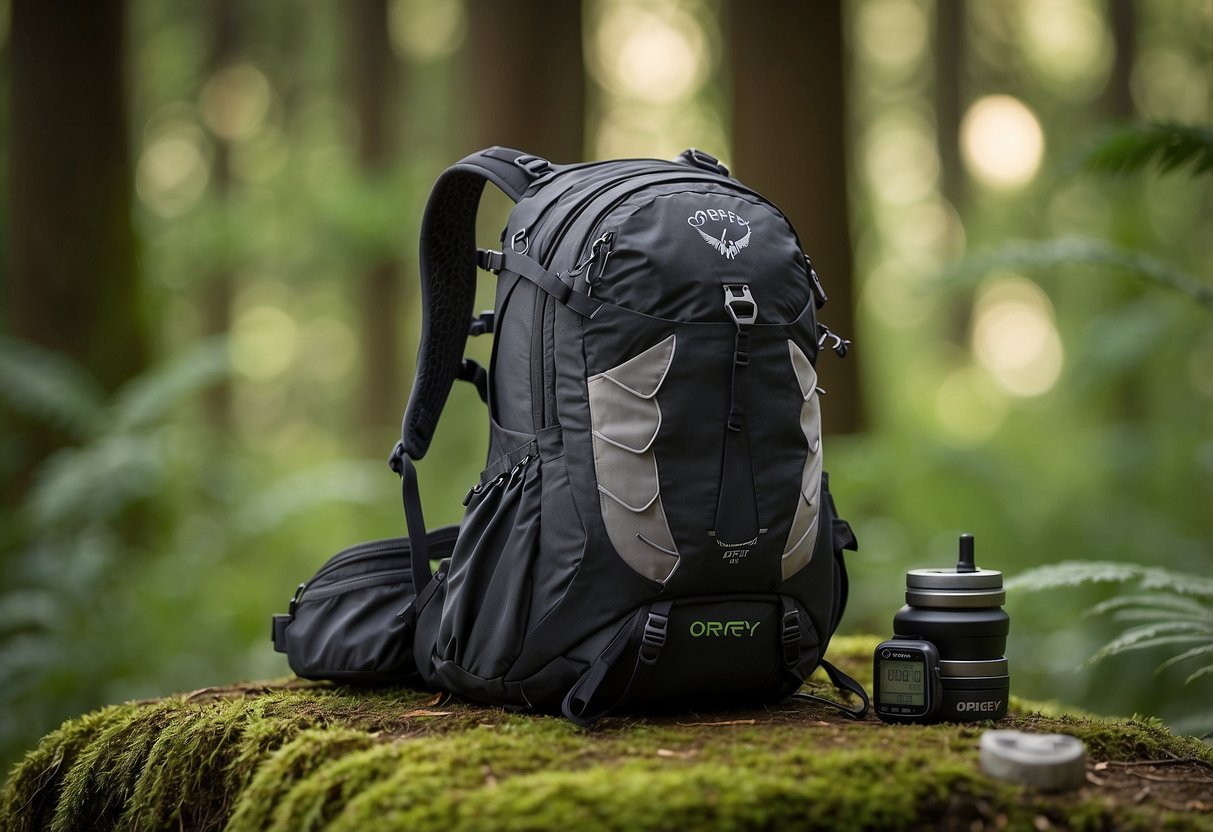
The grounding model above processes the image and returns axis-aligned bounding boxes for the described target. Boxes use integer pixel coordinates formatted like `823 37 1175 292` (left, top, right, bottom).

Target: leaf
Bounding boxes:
109 338 230 431
232 460 388 535
1008 561 1213 600
0 337 106 439
1156 644 1213 673
1109 608 1212 626
24 434 168 527
939 237 1213 310
1185 665 1213 685
1073 123 1213 177
1089 593 1209 619
1087 622 1212 664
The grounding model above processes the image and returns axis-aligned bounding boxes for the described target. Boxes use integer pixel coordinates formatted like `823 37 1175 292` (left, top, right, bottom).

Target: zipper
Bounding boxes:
531 292 548 429
310 538 409 584
298 568 412 604
307 527 460 585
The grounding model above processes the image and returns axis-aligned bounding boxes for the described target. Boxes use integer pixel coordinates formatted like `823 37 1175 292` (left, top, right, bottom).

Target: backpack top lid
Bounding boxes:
393 146 828 466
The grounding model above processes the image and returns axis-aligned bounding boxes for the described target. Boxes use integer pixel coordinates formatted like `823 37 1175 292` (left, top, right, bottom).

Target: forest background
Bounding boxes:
0 0 1209 772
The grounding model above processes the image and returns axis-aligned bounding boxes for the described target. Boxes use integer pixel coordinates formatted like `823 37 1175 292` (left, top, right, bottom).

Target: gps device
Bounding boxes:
873 639 942 723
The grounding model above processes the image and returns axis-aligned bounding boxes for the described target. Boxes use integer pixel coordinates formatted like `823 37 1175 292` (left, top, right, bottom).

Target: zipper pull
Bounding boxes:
806 255 829 309
288 582 307 616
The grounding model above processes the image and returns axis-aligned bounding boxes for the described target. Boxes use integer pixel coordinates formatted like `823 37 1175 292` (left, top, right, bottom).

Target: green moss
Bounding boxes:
3 645 1212 832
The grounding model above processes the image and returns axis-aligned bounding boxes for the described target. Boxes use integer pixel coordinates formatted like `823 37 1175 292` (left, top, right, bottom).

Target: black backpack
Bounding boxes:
274 147 866 725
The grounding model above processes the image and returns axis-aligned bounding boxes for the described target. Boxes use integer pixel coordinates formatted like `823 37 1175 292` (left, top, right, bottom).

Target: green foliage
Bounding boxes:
940 236 1213 309
1010 562 1213 688
0 337 107 439
1073 123 1213 177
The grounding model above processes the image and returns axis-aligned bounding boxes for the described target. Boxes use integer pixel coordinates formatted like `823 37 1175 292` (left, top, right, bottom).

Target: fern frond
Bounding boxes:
1156 643 1213 673
1086 620 1211 665
1186 665 1213 685
110 338 230 431
1075 123 1213 177
0 337 106 438
1108 608 1212 626
233 461 387 535
941 237 1213 310
25 434 168 527
1008 561 1213 599
1089 592 1208 619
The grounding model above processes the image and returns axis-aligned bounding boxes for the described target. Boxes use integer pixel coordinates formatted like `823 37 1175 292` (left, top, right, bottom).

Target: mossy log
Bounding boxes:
3 636 1211 832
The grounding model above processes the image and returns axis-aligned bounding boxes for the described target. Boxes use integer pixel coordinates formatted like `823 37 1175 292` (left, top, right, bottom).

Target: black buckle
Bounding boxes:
638 610 669 665
679 148 729 177
271 614 291 652
388 440 406 475
782 609 801 667
477 248 504 274
469 310 495 336
513 154 552 177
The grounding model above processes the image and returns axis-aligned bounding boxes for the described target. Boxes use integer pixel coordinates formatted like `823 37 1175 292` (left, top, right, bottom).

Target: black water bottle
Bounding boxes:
892 534 1010 720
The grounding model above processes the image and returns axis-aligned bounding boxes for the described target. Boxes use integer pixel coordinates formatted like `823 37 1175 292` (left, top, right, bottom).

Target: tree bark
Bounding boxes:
6 0 145 501
351 0 403 441
7 0 144 390
1105 0 1136 121
464 0 585 162
727 0 862 434
204 0 237 426
935 0 966 214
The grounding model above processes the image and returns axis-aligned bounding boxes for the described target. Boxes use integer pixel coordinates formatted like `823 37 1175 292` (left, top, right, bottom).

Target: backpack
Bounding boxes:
274 147 866 726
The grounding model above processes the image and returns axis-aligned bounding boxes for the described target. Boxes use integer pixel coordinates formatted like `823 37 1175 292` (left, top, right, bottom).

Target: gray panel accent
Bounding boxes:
594 438 660 511
591 333 676 398
586 376 661 453
587 335 680 583
782 340 823 581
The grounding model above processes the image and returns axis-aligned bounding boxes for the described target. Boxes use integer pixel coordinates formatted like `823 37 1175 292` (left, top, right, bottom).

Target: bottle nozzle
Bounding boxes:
957 533 977 573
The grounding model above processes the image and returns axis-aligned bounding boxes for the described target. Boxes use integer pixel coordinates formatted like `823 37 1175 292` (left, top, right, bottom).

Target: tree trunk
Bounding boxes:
1105 0 1136 121
935 0 966 215
7 0 144 389
6 0 145 500
464 0 585 162
204 0 237 426
727 0 862 434
351 0 402 442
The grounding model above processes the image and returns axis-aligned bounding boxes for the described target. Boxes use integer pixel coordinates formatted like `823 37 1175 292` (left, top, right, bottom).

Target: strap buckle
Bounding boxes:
477 249 504 274
678 148 729 177
782 608 802 667
723 284 757 327
638 609 669 665
388 439 406 475
513 154 552 177
469 310 495 336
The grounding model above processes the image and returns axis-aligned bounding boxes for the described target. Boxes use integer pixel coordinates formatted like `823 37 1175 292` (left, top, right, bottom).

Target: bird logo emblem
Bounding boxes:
686 208 752 260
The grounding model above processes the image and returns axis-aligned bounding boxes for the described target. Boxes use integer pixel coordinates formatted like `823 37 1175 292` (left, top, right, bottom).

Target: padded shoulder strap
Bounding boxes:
395 147 551 463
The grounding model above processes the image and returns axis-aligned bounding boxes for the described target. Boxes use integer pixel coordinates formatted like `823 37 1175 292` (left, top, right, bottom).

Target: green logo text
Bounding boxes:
688 620 761 638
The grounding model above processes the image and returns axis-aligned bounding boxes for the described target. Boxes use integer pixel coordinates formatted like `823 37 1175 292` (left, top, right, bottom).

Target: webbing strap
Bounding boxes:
791 659 871 720
397 147 550 461
498 249 603 318
562 601 673 729
399 456 432 594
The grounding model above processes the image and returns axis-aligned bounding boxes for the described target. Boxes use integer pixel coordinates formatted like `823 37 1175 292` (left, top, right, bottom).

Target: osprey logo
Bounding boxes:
687 208 752 260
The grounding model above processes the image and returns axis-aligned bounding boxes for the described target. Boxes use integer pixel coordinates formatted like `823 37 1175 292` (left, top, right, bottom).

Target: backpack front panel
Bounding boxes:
428 169 843 711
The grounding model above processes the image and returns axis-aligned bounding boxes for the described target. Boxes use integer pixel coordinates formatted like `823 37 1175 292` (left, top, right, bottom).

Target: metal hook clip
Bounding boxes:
817 324 851 358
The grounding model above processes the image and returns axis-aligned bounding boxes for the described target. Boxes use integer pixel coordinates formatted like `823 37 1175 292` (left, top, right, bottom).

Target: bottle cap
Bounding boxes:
979 730 1086 791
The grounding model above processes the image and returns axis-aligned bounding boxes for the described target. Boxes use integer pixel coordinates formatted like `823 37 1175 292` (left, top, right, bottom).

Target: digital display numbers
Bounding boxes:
878 659 924 706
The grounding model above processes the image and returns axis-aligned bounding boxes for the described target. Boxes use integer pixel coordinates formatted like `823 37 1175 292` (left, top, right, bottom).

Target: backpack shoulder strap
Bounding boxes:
388 147 551 600
393 146 552 465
